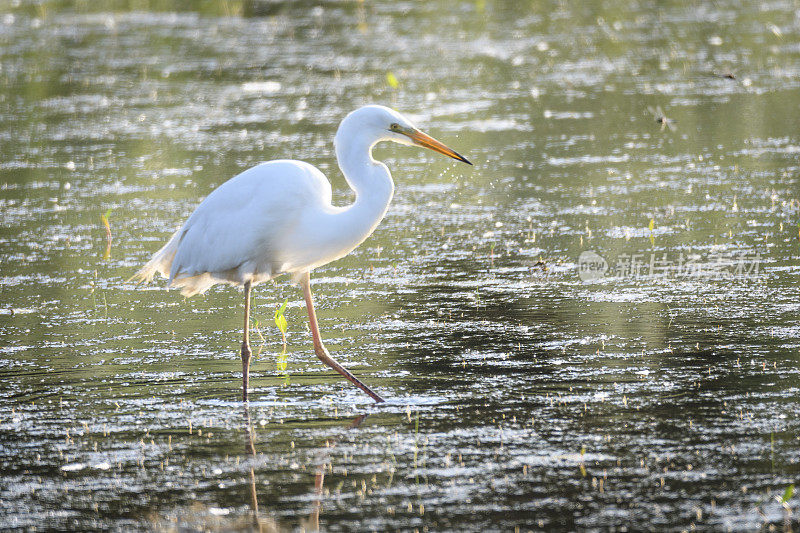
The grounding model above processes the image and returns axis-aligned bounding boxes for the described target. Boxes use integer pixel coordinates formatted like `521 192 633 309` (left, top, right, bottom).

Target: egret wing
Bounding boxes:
169 161 330 284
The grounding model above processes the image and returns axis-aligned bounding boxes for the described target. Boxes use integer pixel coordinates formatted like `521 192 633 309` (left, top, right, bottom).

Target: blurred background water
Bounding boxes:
1 0 799 530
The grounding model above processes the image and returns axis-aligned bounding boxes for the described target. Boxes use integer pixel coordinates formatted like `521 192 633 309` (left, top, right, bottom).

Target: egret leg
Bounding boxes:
241 280 253 402
300 272 385 403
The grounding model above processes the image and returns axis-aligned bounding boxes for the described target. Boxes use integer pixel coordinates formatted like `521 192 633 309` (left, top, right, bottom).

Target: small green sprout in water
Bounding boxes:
489 242 496 266
100 208 112 260
274 299 289 377
579 446 587 477
386 72 399 89
648 218 655 246
274 298 288 346
782 483 794 504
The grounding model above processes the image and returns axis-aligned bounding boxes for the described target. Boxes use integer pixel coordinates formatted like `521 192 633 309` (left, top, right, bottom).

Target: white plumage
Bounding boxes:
132 105 471 402
135 160 338 295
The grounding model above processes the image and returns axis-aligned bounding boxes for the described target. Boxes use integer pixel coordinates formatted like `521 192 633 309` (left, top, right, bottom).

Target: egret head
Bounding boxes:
339 105 472 165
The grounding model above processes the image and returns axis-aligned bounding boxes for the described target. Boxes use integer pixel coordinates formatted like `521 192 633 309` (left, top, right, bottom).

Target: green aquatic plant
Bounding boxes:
386 72 399 89
579 446 587 478
782 483 794 504
274 298 288 347
100 208 112 260
274 299 289 378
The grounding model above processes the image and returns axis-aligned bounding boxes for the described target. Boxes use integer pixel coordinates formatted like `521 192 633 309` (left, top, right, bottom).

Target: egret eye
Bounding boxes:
389 123 400 132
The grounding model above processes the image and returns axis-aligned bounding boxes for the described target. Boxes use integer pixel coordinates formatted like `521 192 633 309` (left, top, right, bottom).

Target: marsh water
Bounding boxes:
2 0 800 530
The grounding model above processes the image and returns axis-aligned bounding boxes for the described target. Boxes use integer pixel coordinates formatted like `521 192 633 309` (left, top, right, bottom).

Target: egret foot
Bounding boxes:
314 345 385 404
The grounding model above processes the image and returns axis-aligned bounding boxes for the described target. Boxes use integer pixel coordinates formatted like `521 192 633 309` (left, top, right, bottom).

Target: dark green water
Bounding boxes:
1 0 799 530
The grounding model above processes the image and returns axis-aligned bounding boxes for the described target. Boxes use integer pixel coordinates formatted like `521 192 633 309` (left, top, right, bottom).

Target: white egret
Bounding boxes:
132 105 471 403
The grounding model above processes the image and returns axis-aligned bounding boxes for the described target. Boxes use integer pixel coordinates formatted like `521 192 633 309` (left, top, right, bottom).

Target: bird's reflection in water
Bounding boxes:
242 406 368 532
242 407 267 531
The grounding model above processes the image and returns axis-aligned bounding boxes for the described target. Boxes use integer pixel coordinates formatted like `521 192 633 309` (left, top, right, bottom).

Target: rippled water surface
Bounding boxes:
2 0 800 530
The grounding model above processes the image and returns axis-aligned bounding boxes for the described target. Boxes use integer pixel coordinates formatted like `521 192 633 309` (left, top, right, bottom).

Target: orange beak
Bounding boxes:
401 127 472 165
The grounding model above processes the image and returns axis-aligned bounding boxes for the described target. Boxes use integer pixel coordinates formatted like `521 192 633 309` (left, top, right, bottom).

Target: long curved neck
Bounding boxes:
330 129 394 249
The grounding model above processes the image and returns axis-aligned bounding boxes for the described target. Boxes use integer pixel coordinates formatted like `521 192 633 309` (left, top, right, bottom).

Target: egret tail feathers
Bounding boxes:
128 229 182 285
169 273 221 297
129 227 276 297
